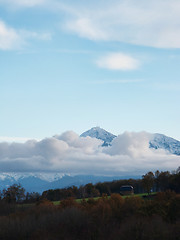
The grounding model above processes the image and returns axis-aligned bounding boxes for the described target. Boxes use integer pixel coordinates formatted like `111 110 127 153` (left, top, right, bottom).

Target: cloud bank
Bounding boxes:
0 131 179 176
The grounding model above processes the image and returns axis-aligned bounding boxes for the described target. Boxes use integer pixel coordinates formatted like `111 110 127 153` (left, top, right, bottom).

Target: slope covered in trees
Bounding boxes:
41 168 180 202
0 190 179 239
0 168 179 239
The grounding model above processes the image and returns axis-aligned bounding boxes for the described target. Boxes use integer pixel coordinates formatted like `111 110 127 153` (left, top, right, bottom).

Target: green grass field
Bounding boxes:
52 192 156 205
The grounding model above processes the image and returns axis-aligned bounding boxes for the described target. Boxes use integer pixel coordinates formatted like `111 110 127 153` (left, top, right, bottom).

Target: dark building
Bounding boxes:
120 185 134 195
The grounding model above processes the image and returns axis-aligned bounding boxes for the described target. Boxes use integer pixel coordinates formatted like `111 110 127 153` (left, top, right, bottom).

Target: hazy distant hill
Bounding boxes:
0 173 138 193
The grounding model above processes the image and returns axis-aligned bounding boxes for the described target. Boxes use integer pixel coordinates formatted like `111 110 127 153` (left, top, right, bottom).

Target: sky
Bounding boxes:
1 0 180 141
1 0 180 175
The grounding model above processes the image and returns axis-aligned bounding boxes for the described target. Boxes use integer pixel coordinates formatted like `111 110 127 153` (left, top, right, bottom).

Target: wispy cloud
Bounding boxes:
20 30 52 41
0 20 51 50
96 53 140 71
152 82 180 92
90 79 144 84
65 18 107 41
1 0 180 48
60 0 180 49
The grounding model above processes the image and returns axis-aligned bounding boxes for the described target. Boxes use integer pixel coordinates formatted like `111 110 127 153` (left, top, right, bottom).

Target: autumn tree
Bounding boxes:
158 171 171 191
142 172 155 194
3 184 25 203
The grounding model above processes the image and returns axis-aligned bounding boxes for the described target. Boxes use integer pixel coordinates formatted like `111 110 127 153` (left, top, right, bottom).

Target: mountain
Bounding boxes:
0 173 137 193
149 133 180 155
0 173 65 193
81 127 180 156
80 127 117 146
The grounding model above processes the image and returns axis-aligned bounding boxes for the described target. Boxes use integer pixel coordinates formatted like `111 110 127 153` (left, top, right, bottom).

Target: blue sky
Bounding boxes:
1 0 180 141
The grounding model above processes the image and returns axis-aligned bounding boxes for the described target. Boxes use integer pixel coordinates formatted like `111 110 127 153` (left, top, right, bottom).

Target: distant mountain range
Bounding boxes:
0 173 138 193
0 127 179 192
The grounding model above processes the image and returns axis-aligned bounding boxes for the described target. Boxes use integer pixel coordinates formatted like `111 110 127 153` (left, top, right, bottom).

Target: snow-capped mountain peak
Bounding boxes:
80 127 117 146
149 133 180 155
81 127 180 155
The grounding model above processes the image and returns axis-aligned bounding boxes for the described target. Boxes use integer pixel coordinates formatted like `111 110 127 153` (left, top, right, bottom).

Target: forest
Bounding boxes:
0 168 179 240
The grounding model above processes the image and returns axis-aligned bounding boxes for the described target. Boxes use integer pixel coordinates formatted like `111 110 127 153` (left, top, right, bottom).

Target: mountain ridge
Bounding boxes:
0 173 139 193
81 127 180 155
80 127 117 146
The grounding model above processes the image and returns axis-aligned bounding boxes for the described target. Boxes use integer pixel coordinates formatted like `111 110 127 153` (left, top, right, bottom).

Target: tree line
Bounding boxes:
0 168 179 239
0 189 179 239
42 168 180 202
0 168 179 204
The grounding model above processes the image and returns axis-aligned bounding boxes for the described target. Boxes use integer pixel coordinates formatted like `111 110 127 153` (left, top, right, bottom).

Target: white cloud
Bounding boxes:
104 132 151 158
0 131 179 175
65 18 107 41
0 20 22 50
61 0 180 48
0 20 51 50
96 53 140 70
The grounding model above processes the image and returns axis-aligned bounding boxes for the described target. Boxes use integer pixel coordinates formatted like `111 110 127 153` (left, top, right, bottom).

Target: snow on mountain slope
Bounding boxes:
81 127 180 155
0 172 65 182
80 127 117 146
0 173 67 192
149 133 180 155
